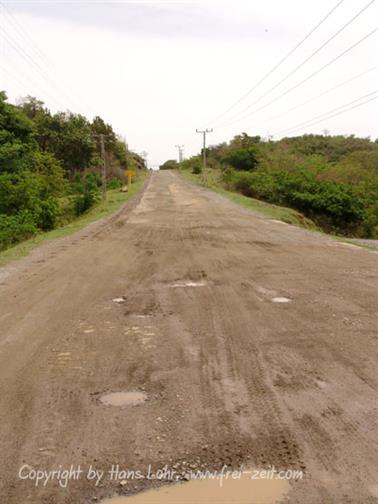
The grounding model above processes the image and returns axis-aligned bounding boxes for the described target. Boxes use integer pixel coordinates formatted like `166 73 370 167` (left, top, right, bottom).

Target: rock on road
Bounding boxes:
0 171 377 503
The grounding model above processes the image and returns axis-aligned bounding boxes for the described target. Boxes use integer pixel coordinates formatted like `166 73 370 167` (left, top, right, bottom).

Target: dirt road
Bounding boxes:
0 171 377 503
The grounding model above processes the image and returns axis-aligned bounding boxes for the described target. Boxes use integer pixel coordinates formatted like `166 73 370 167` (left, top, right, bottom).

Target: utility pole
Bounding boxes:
196 128 213 177
175 144 184 165
99 133 107 201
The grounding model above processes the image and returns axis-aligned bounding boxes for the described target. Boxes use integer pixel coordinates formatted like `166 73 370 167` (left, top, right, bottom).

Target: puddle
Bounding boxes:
272 297 291 303
170 281 206 288
101 472 289 504
99 391 147 407
113 297 127 304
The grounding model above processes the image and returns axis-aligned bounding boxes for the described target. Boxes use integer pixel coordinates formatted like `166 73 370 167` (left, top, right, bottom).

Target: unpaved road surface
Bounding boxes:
0 171 377 503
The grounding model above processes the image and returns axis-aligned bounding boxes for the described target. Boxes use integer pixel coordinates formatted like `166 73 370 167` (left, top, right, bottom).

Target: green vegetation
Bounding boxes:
181 168 317 230
159 159 178 170
0 173 146 267
0 91 145 251
180 133 378 238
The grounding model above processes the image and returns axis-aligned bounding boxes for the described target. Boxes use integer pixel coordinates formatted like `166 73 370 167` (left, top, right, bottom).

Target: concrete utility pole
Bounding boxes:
99 133 107 201
175 144 184 164
196 129 213 175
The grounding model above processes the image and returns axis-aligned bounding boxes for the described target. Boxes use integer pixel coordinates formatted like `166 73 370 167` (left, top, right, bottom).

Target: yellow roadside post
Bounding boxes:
125 169 136 191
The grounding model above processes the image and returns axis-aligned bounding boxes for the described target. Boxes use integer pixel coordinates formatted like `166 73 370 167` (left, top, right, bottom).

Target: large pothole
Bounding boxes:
99 391 147 407
170 281 206 288
271 297 291 303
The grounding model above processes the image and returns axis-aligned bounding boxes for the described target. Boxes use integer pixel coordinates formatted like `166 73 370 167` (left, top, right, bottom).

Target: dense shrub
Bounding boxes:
0 170 61 229
192 162 202 174
107 177 123 189
0 212 37 251
180 156 202 174
229 167 367 234
221 147 258 171
0 91 137 251
159 159 178 170
184 132 378 238
72 173 100 216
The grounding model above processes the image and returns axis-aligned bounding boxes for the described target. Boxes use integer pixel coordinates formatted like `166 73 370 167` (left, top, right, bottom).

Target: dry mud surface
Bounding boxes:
0 171 377 503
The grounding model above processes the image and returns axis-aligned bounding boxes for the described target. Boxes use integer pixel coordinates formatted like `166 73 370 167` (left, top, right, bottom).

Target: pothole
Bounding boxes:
100 471 290 503
58 352 71 358
170 281 206 288
99 391 147 407
272 297 291 303
112 296 127 304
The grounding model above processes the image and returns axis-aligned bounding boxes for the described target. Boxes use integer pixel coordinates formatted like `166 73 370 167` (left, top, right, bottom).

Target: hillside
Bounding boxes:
180 133 378 238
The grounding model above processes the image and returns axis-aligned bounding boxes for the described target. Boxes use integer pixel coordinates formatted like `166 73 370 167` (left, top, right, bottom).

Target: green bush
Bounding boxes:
73 192 96 216
221 147 258 171
159 159 178 170
107 178 123 189
35 198 60 230
192 162 202 175
181 156 202 174
183 132 378 238
0 91 140 251
228 167 367 234
0 212 38 251
72 173 100 216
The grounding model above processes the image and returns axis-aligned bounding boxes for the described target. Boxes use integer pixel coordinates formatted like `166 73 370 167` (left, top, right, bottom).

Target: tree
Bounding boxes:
34 111 95 175
230 133 261 149
221 147 258 171
159 159 178 170
18 95 45 120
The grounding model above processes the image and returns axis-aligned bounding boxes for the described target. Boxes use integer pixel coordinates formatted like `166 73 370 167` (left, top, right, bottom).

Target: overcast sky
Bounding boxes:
0 0 377 167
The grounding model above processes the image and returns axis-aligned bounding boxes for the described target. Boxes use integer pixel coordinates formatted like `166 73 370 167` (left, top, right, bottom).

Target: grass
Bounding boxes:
180 168 318 231
0 172 148 267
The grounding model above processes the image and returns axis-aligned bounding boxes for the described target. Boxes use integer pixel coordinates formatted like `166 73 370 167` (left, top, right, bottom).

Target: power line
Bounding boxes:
0 42 65 110
217 27 378 129
272 90 378 136
0 1 51 67
249 65 378 132
0 25 68 110
0 1 96 116
0 61 39 93
219 0 376 127
0 5 95 115
277 95 378 137
205 0 347 126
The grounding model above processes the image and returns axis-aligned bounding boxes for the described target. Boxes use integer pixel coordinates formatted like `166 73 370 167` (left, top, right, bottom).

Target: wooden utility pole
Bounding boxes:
99 133 107 201
196 129 213 177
